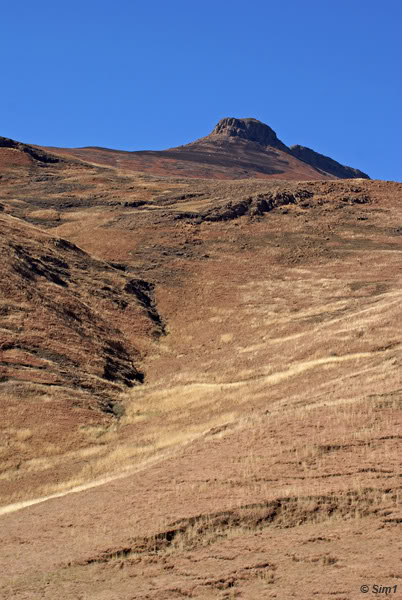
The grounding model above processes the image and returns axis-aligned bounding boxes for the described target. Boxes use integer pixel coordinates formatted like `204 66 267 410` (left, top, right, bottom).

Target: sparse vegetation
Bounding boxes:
0 143 401 599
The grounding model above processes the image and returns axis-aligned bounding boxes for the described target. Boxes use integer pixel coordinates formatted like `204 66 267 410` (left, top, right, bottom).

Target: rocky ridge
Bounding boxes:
290 144 370 180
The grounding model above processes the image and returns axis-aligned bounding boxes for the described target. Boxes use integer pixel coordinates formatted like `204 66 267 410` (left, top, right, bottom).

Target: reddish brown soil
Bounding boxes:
0 148 33 169
0 137 401 599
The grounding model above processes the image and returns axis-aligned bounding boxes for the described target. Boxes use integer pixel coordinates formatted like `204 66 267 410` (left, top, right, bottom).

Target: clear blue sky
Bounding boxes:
1 0 401 181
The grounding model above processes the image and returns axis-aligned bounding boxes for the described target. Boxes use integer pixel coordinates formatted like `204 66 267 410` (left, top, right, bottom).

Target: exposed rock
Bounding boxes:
123 200 146 207
182 189 314 223
210 117 290 152
0 135 61 164
124 278 167 336
102 340 144 387
10 242 70 287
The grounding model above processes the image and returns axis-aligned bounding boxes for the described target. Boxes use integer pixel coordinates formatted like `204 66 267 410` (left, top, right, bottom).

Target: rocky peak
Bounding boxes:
211 117 289 151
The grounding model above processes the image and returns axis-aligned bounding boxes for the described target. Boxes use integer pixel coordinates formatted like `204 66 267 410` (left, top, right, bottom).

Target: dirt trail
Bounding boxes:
148 348 391 393
0 449 173 517
0 348 391 518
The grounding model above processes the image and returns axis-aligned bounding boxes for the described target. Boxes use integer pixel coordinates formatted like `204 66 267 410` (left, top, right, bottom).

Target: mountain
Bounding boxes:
2 120 401 600
42 117 370 180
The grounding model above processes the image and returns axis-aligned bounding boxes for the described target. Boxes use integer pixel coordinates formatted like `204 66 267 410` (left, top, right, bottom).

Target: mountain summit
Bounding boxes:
210 117 289 152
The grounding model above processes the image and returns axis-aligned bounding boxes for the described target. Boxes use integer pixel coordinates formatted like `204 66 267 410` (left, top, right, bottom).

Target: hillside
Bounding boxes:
0 127 401 599
0 210 164 502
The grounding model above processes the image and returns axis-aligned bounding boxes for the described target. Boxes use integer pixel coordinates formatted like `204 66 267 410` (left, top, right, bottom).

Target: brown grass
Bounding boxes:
0 152 401 598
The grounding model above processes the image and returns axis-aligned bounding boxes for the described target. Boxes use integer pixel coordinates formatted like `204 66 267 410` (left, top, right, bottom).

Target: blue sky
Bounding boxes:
1 0 401 181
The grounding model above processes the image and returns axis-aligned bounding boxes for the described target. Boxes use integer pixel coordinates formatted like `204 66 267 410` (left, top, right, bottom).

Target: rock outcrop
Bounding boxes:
210 117 290 152
0 136 62 164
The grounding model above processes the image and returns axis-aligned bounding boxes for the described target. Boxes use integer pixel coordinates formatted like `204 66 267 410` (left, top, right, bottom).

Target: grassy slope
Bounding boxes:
0 144 401 599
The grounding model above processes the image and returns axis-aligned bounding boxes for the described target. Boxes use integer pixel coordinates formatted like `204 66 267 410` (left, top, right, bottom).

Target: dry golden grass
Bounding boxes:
0 155 401 598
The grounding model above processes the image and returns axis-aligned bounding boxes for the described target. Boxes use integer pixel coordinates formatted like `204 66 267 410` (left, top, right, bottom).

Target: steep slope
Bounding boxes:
0 212 163 501
290 144 370 179
42 117 370 180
